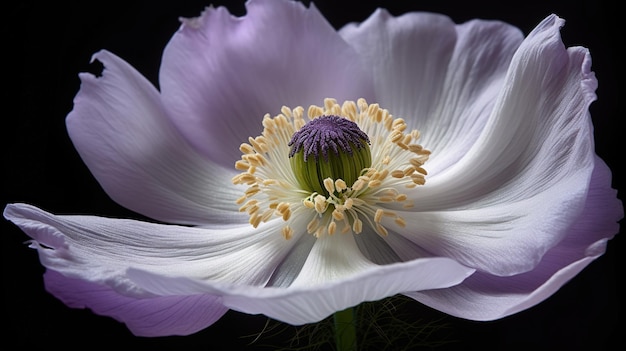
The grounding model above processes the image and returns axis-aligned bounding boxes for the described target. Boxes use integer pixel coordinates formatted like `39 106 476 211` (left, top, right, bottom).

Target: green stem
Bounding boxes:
333 307 357 351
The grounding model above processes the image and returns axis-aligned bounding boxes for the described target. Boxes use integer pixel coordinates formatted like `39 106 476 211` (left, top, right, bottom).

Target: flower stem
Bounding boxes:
333 307 357 351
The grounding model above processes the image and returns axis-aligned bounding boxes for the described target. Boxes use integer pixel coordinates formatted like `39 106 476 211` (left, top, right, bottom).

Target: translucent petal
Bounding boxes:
160 0 375 167
67 50 244 226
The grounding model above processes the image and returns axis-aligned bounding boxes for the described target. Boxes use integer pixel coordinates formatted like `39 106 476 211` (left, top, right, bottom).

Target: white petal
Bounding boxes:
386 15 599 275
353 226 404 265
3 203 300 294
391 168 590 275
288 231 378 287
340 10 524 175
66 50 245 226
265 234 317 287
415 15 597 207
128 257 474 325
5 203 473 326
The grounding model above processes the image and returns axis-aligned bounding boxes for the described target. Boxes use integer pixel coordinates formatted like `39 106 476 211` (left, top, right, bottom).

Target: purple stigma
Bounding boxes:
288 115 370 162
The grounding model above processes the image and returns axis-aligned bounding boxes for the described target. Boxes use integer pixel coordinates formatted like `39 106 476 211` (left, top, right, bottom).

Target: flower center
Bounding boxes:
232 98 430 239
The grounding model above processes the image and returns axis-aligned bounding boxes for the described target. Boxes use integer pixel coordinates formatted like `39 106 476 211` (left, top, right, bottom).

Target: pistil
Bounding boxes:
288 115 371 197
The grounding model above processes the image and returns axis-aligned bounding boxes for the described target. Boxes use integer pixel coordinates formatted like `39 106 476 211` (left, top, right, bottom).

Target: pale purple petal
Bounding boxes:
387 15 603 275
159 0 375 167
405 158 622 320
44 270 227 337
127 257 474 325
340 10 524 175
67 50 245 226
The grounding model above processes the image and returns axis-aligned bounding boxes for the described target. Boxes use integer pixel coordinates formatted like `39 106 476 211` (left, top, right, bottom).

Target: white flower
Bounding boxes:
4 0 622 337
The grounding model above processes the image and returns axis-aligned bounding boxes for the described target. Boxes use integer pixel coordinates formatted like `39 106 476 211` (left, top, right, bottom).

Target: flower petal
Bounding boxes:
405 158 622 320
389 15 604 275
353 226 404 265
127 257 474 325
66 50 244 226
44 270 227 337
266 233 316 288
159 0 375 167
340 10 524 175
392 170 590 276
414 14 596 208
288 230 379 287
3 203 301 294
5 203 472 327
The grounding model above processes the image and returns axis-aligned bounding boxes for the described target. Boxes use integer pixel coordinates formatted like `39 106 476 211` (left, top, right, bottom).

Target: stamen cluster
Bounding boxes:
232 98 430 239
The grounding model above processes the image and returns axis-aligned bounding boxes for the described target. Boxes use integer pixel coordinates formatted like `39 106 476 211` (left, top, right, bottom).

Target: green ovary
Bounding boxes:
290 141 371 197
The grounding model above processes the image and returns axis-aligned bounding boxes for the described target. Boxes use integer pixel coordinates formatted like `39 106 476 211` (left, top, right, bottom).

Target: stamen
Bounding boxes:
282 226 294 240
324 178 335 194
232 98 430 239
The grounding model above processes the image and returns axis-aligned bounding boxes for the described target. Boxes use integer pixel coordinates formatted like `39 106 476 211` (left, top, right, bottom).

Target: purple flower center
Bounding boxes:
288 115 370 162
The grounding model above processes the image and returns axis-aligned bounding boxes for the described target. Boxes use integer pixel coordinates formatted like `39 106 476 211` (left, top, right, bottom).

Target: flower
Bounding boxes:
4 0 622 338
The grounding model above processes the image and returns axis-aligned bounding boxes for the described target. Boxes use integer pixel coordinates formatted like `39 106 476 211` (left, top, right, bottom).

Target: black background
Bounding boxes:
3 0 623 350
